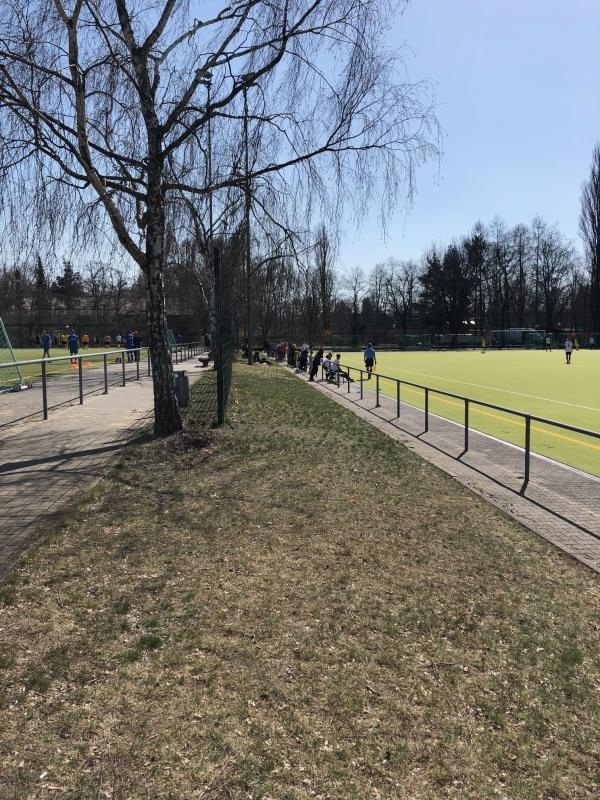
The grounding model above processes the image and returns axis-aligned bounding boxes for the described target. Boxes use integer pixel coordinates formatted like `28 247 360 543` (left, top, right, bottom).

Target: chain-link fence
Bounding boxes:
188 247 233 426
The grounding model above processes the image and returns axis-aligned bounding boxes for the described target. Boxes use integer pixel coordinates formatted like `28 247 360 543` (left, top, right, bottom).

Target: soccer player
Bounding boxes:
565 336 573 365
82 333 90 349
67 330 79 365
481 336 487 354
364 342 376 379
545 335 552 352
41 330 52 359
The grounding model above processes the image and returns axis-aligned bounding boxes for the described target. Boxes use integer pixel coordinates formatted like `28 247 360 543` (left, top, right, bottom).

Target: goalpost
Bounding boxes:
0 316 28 393
489 328 547 349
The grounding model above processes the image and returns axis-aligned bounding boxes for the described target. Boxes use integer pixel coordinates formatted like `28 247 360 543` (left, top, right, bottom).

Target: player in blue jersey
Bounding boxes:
67 331 79 365
363 343 376 379
41 331 52 359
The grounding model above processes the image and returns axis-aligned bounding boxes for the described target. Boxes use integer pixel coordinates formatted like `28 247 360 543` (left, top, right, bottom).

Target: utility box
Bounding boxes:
174 370 190 407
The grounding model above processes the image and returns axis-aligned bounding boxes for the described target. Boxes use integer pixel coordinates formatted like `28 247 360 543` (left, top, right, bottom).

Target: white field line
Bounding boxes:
363 364 600 415
350 381 600 485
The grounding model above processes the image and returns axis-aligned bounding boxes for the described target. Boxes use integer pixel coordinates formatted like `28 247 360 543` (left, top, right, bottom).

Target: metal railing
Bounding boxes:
0 341 206 428
321 363 600 493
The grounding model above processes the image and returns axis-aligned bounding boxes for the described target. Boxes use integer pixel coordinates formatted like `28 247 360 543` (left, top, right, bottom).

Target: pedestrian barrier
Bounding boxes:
323 363 600 491
0 342 205 429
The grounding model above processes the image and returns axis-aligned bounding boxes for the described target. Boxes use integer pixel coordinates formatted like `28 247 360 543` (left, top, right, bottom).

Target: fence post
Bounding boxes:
136 351 140 381
42 360 48 420
424 388 429 432
147 347 151 376
376 373 380 407
103 353 108 394
360 370 363 400
214 247 225 426
347 367 351 393
121 356 126 387
464 399 469 452
396 380 400 418
337 368 340 388
78 357 83 404
521 416 531 494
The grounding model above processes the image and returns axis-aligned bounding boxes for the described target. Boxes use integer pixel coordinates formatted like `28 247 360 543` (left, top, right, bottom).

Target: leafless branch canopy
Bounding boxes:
0 0 439 264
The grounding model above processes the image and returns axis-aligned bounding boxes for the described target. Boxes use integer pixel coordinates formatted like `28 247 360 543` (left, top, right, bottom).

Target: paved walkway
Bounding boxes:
0 355 146 429
0 358 208 580
303 373 600 574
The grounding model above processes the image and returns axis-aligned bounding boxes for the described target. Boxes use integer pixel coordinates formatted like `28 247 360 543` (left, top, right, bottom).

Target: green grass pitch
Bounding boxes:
340 349 600 477
9 347 116 382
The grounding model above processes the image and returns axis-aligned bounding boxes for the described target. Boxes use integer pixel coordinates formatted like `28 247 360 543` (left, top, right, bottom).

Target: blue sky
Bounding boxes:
338 0 600 269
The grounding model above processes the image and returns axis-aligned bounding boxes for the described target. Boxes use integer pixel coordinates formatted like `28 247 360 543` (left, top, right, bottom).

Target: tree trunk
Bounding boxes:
145 201 182 436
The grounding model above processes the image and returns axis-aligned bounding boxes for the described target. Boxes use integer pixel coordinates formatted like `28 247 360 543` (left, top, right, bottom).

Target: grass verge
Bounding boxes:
0 364 599 799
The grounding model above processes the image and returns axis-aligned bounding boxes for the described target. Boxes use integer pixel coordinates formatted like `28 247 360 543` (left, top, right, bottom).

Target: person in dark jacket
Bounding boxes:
133 331 142 362
309 348 323 381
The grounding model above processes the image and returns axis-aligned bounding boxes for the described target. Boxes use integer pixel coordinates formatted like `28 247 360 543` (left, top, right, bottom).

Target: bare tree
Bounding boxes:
386 258 418 336
580 144 600 331
344 266 366 335
0 0 438 433
539 225 576 331
313 225 335 340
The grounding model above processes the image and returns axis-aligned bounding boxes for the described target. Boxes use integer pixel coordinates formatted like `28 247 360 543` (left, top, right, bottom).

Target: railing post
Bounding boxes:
360 370 363 400
464 399 469 452
122 356 126 387
347 366 351 393
147 347 151 376
521 416 531 494
136 351 140 381
78 356 83 404
41 360 48 420
337 368 340 388
103 354 108 394
424 388 429 432
376 373 380 407
396 380 400 418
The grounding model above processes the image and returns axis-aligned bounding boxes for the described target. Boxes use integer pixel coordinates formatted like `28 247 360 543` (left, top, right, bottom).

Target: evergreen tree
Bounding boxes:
52 261 83 308
31 255 50 311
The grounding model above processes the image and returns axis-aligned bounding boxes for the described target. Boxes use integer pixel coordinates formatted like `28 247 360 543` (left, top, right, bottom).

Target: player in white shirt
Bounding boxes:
565 336 573 365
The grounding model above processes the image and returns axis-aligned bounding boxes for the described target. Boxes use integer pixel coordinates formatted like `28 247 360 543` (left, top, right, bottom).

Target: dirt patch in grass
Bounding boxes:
1 365 599 799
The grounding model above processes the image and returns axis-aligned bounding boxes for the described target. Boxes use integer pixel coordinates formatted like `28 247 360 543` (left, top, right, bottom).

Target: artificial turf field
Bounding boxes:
9 347 105 378
340 349 600 477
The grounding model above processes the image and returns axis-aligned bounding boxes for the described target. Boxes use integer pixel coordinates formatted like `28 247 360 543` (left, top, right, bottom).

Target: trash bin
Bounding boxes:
174 370 190 407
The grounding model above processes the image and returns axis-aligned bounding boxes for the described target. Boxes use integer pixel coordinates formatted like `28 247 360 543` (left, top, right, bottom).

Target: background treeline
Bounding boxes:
0 214 594 346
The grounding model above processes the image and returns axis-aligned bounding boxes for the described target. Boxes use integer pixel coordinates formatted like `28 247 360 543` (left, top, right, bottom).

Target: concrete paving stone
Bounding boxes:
0 354 207 580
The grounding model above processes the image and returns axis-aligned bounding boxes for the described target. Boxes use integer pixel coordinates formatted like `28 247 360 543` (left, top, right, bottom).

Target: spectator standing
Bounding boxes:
309 348 323 382
133 330 142 362
126 329 135 362
115 333 122 348
298 347 309 372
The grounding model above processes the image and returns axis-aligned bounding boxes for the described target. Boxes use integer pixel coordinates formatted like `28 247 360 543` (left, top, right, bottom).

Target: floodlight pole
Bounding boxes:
243 81 253 365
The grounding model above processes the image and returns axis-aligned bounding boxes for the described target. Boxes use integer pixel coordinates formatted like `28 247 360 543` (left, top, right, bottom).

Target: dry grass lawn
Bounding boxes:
0 364 599 799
